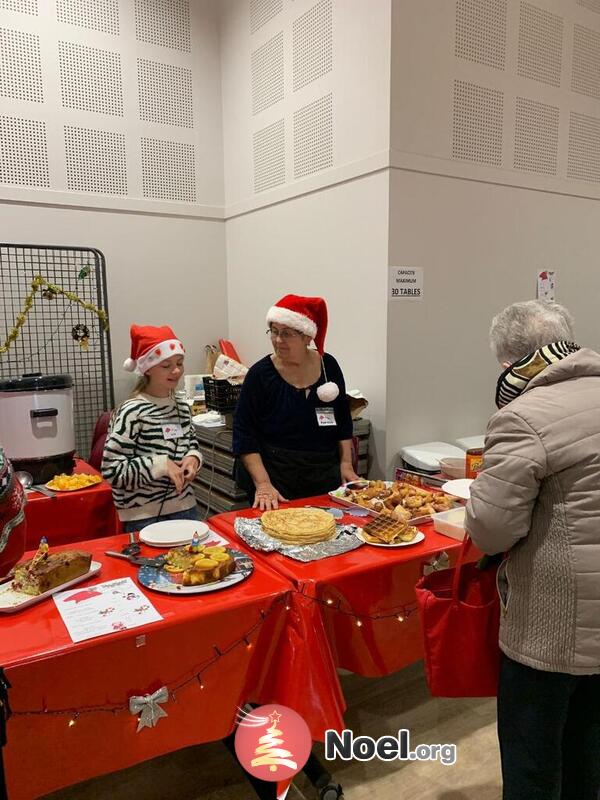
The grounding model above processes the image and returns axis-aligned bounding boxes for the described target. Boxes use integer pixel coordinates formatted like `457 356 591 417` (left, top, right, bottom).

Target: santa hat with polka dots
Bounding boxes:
266 294 339 402
123 324 185 375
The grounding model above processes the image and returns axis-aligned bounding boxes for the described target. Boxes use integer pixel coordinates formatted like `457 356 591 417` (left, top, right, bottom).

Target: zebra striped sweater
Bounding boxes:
102 393 202 522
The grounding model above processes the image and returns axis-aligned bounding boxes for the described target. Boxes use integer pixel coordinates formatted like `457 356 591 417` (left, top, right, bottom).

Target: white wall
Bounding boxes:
0 0 224 216
385 0 600 475
0 202 227 404
391 0 600 200
225 171 390 475
386 168 600 473
219 0 391 214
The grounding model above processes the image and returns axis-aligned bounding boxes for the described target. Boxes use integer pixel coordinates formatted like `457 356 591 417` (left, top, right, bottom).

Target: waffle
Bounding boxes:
261 508 336 545
362 515 418 545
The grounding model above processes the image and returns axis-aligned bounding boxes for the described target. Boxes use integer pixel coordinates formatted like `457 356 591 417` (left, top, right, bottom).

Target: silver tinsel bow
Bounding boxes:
129 686 169 733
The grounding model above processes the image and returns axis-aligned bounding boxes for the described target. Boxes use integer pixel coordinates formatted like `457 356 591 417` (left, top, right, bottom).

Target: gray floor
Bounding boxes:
45 663 502 800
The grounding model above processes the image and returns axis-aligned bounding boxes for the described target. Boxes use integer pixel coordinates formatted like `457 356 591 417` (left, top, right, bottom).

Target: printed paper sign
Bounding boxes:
54 577 162 643
389 267 424 301
537 271 556 301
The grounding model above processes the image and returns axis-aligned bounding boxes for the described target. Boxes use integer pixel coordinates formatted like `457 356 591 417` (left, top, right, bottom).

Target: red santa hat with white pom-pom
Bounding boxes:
123 324 185 375
266 294 339 402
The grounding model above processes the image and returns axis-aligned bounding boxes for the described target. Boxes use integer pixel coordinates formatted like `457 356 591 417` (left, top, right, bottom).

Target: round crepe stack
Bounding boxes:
261 508 336 545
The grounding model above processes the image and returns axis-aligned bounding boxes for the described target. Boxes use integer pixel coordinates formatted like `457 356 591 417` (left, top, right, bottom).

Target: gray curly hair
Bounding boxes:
490 300 575 364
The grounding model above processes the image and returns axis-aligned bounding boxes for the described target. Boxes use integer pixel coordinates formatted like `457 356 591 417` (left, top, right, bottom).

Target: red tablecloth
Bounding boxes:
1 532 295 800
211 496 475 724
24 459 121 549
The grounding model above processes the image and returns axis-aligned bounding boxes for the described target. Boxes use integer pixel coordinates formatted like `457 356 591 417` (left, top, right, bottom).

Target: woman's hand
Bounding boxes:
253 481 288 511
166 459 185 493
180 455 201 485
340 461 360 484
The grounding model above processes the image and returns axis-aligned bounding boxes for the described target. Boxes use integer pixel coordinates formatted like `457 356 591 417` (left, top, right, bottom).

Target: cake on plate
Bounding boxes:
164 544 235 586
11 538 92 595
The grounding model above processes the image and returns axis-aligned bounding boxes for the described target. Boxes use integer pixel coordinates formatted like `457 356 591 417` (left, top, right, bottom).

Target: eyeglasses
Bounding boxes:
266 327 302 341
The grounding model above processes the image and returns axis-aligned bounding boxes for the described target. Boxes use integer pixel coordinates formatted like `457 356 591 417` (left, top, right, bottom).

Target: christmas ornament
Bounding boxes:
128 686 169 733
71 323 90 351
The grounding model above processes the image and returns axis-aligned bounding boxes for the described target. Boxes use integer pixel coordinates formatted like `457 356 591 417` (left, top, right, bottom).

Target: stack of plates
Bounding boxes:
139 520 210 548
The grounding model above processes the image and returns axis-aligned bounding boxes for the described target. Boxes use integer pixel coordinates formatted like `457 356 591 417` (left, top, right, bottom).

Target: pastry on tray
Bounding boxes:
261 508 336 545
362 515 419 545
164 543 235 586
343 480 454 519
11 538 92 595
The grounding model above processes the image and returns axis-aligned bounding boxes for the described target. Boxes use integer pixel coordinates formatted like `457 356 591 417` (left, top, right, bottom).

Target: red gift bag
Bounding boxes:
415 537 501 697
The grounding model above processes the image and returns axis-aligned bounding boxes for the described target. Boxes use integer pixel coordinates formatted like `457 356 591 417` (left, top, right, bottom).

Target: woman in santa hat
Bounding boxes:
233 295 359 510
102 324 202 532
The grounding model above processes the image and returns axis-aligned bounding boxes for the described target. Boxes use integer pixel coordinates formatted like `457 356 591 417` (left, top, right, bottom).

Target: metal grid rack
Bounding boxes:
0 243 114 459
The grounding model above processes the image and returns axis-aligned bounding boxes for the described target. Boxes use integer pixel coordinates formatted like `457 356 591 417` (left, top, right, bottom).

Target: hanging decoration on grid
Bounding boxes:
0 275 109 356
71 323 90 352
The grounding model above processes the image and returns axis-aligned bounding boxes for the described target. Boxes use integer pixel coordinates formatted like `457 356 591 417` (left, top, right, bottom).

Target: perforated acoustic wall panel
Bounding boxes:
135 0 191 53
56 0 120 36
572 24 600 100
0 1 222 212
455 0 507 70
253 118 285 192
293 93 333 179
251 31 284 115
567 112 600 183
137 58 193 128
452 79 503 166
0 116 49 187
65 126 127 194
245 0 338 197
59 41 123 116
577 0 600 13
0 27 43 103
250 0 282 35
292 0 332 92
0 0 37 14
514 96 559 175
517 2 563 88
141 137 196 202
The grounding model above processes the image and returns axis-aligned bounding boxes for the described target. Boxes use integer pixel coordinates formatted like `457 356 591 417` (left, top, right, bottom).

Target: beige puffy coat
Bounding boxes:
466 349 600 675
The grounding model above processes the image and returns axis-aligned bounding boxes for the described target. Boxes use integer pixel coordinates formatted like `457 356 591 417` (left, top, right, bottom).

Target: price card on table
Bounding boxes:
54 577 162 643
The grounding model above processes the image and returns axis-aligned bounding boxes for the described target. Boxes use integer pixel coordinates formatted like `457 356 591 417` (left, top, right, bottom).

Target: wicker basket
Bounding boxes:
204 377 242 414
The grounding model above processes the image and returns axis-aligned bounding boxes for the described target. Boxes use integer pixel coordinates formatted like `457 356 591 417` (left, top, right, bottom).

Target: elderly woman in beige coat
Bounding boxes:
466 300 600 800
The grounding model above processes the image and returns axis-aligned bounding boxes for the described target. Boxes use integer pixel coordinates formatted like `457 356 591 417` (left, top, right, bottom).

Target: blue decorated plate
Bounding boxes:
137 549 254 595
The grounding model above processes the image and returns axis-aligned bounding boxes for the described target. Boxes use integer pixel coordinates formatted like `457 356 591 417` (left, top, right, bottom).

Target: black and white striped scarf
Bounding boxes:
495 341 581 409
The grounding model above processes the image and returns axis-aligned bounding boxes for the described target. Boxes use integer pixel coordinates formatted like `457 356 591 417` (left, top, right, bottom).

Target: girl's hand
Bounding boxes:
166 459 185 493
253 481 288 511
340 461 360 484
180 455 200 485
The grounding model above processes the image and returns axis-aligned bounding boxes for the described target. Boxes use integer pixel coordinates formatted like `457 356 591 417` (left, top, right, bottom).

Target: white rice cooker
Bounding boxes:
0 373 76 483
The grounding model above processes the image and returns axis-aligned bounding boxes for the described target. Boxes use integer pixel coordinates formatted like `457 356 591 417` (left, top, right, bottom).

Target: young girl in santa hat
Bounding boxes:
102 324 202 532
233 294 359 510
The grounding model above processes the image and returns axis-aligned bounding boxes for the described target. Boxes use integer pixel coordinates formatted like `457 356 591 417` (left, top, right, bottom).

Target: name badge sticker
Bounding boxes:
316 407 336 427
162 424 184 440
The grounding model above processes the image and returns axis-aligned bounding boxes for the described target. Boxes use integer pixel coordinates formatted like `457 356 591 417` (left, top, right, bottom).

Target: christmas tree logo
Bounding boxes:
234 704 311 785
251 710 297 773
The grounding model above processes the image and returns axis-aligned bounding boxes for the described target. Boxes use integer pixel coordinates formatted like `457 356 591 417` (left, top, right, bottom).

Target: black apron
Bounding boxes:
236 444 341 503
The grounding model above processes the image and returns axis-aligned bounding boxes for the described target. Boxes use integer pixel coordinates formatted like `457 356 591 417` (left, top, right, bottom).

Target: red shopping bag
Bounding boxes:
415 537 501 697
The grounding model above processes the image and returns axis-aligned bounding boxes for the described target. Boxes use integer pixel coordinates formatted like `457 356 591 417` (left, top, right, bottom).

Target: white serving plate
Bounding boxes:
139 520 209 548
432 507 467 542
0 560 102 613
355 529 425 548
441 479 474 501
